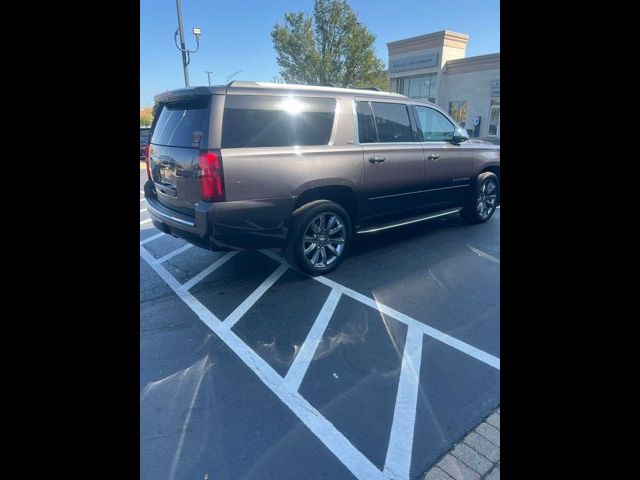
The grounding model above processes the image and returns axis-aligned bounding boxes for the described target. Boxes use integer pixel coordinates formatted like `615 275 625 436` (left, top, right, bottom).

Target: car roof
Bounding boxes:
154 80 408 103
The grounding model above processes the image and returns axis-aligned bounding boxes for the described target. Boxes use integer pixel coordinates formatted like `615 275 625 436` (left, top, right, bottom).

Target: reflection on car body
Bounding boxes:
143 81 500 275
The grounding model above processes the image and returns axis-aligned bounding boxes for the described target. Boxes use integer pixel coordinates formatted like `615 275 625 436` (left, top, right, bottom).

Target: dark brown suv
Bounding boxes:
144 81 500 275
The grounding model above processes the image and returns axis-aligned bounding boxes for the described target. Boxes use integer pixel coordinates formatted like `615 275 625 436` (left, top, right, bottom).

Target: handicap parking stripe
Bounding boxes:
140 244 383 480
139 234 500 480
282 288 342 392
260 249 500 371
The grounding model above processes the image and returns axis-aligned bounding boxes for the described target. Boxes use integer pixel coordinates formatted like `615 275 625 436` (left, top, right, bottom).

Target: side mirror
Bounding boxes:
452 126 469 144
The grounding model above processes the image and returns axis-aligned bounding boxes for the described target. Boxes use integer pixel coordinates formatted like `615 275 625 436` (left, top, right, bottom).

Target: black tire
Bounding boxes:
461 172 500 224
283 200 353 276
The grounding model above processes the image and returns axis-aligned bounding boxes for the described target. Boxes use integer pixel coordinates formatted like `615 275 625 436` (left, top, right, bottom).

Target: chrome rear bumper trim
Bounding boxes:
146 201 196 228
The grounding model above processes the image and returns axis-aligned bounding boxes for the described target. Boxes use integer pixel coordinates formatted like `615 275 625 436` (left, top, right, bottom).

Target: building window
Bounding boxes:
396 73 437 102
488 98 500 136
449 101 468 128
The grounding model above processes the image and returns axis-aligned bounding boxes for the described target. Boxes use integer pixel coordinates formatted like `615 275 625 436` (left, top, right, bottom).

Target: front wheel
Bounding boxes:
283 200 352 276
461 172 499 224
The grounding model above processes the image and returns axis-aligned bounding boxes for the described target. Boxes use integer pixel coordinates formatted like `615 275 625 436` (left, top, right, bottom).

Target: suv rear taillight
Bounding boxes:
144 144 151 180
198 150 225 202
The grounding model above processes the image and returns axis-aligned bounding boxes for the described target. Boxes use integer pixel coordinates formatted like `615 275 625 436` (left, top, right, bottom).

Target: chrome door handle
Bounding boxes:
369 156 386 164
427 154 440 161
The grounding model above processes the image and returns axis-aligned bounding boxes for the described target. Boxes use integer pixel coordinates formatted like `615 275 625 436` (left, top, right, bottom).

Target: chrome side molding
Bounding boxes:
357 207 462 234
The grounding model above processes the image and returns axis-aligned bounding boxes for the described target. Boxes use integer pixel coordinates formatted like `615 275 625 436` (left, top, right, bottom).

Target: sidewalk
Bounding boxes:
421 408 500 480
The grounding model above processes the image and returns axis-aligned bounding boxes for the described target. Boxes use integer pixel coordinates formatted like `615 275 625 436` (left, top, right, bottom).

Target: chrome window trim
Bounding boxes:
369 184 469 201
353 98 461 146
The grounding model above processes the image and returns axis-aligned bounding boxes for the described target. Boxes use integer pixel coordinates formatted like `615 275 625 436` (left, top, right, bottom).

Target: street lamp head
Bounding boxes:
192 27 201 37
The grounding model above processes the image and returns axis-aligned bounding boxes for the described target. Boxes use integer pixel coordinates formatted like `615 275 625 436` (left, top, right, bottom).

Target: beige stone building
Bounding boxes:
387 30 500 139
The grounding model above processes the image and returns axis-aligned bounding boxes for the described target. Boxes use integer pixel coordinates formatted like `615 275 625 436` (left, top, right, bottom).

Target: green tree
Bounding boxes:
140 106 153 127
271 0 388 91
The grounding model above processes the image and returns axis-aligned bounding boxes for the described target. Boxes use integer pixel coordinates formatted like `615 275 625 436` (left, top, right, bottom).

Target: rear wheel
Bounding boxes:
461 172 499 223
283 200 352 276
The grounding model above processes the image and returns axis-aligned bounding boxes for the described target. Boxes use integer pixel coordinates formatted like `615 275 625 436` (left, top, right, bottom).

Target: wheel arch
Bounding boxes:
292 184 360 225
479 165 500 183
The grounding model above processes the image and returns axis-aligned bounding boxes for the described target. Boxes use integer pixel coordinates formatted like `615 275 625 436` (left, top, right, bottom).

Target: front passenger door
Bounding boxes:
413 105 474 209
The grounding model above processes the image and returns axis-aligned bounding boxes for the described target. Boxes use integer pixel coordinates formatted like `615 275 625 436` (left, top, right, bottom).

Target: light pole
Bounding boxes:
174 0 201 87
205 70 213 86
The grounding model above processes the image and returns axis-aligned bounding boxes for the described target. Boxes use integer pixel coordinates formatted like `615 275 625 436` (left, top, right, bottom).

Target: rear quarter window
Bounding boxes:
151 98 210 148
221 95 336 148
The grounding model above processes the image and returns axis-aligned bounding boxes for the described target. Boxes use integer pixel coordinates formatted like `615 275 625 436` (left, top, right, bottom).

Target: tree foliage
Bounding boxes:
271 0 388 91
140 106 153 127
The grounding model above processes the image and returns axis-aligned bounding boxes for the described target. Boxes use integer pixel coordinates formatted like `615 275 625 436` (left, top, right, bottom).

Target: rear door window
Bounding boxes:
221 95 336 148
356 101 378 143
370 102 414 143
151 98 210 148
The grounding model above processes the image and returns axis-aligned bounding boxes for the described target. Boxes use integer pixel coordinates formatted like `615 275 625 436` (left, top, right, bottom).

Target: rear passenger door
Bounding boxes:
412 105 474 209
357 100 426 218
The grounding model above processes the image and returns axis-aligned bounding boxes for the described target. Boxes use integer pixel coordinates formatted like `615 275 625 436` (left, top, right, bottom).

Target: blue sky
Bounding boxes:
140 0 500 106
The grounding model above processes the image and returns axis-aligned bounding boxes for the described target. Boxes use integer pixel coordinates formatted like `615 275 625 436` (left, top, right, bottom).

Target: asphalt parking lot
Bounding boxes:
139 166 500 480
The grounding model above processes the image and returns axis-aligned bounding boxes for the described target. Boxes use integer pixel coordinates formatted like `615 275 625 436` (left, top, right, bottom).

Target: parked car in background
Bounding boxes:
143 81 499 275
140 127 151 161
140 135 149 161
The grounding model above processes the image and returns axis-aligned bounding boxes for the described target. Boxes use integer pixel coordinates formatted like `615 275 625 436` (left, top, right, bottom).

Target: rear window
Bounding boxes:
221 95 336 148
151 98 209 148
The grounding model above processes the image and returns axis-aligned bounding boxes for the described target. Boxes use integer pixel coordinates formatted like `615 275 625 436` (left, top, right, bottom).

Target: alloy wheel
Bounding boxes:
302 212 346 268
477 179 498 220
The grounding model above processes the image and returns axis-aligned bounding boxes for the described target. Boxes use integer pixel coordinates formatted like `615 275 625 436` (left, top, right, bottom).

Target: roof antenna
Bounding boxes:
225 70 243 84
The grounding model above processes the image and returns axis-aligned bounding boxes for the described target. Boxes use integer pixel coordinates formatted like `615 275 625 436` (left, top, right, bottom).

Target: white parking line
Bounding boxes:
260 249 500 371
180 251 238 291
223 264 289 329
383 326 424 480
140 246 223 331
140 208 148 213
140 219 152 226
467 245 500 265
140 232 165 245
139 246 384 480
283 289 342 392
140 198 146 202
154 243 194 264
140 234 500 480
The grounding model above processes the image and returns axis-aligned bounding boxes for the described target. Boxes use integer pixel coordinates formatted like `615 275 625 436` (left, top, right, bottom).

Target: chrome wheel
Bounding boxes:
476 179 498 220
302 212 346 268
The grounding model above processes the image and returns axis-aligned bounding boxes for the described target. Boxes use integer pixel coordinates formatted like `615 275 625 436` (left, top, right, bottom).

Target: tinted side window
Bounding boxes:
222 95 336 148
413 106 455 142
151 98 209 148
370 102 413 142
356 101 377 143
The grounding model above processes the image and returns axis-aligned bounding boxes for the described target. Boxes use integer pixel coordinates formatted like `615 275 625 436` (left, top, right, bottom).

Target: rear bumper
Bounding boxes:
144 180 296 250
